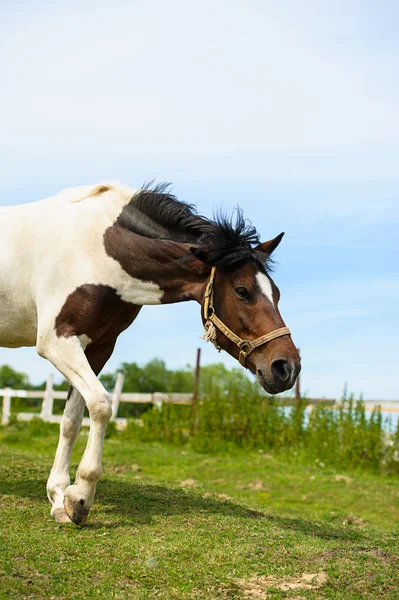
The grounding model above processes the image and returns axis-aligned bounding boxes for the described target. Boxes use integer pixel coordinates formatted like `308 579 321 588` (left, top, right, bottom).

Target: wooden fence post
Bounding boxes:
111 373 124 420
40 374 54 421
1 388 12 425
190 348 201 434
153 392 163 410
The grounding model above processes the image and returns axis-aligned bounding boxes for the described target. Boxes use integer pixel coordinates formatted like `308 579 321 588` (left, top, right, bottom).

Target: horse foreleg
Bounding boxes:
37 332 112 525
46 340 116 523
46 388 85 523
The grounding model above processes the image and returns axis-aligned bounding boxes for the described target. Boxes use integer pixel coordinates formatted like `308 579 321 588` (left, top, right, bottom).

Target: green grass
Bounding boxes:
1 423 399 599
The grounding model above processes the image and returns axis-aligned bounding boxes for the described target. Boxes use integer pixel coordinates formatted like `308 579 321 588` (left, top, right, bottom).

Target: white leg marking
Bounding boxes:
46 388 85 521
256 272 274 305
37 331 111 524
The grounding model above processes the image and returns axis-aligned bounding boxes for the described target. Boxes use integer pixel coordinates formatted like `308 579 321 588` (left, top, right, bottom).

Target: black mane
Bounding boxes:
118 182 270 270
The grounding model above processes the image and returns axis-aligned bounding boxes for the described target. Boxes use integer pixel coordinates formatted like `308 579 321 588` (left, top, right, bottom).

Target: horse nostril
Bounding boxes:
271 359 292 383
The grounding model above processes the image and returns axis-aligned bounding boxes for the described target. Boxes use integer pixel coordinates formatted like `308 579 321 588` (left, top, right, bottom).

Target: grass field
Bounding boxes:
1 423 398 599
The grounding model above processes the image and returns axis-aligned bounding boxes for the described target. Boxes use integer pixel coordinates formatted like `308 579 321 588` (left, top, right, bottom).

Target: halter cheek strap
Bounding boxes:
202 266 291 367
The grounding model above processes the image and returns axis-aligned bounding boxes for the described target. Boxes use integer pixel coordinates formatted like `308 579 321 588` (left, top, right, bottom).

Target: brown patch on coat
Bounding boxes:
55 284 141 343
103 223 209 304
55 284 141 383
56 285 142 395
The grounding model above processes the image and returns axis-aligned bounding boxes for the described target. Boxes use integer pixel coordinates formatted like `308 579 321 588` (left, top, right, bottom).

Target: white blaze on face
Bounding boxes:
256 272 275 307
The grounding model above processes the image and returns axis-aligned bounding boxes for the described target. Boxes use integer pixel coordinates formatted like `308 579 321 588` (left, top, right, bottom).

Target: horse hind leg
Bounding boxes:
37 331 112 525
46 386 85 523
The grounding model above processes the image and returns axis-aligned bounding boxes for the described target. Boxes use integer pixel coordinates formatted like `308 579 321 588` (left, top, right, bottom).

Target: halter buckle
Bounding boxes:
238 340 252 366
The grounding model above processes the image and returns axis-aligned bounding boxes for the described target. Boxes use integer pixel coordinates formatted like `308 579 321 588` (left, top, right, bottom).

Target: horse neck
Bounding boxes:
104 225 210 305
146 238 211 303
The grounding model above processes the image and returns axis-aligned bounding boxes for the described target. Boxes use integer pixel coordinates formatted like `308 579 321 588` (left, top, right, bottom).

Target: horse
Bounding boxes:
0 182 300 524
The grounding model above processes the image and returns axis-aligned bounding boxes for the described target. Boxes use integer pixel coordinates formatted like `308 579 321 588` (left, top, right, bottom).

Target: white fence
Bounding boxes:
1 377 399 428
0 373 193 427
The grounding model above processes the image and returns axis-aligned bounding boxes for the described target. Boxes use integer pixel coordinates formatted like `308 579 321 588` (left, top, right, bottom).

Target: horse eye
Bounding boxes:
235 286 250 299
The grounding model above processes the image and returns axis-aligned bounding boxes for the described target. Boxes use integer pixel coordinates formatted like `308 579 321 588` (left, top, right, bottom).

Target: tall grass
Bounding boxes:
126 382 399 474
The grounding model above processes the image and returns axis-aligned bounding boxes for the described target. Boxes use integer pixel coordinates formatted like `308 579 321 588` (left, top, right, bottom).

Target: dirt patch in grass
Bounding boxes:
248 480 266 491
334 474 353 483
238 571 328 598
108 463 142 474
180 478 198 487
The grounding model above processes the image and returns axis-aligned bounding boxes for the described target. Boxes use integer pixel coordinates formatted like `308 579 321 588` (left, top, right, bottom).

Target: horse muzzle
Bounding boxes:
257 358 301 394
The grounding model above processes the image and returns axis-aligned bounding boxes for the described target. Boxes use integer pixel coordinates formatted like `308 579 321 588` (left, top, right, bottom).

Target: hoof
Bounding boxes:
64 495 90 526
52 507 72 524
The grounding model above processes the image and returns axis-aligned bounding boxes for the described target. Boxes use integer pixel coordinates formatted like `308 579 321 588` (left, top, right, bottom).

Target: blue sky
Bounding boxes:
0 0 398 399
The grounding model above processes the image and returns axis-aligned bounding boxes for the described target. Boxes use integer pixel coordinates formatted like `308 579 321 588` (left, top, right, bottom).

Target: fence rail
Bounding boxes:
0 373 194 427
1 375 399 427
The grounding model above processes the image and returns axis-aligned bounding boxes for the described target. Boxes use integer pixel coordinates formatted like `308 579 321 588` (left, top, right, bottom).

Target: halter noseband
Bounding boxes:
202 266 291 367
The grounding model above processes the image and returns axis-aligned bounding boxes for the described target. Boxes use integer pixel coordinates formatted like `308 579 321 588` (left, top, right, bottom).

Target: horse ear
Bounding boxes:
256 232 285 255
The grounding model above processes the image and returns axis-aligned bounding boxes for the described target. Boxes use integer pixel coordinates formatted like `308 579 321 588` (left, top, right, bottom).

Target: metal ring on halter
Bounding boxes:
238 341 252 366
238 340 252 354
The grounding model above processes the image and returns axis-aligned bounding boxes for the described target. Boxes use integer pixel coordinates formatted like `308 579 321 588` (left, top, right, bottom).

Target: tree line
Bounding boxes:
0 359 250 396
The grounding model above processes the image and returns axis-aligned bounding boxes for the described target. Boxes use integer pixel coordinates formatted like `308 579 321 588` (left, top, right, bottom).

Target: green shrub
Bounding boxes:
0 416 59 444
306 396 386 471
124 387 399 474
126 404 190 446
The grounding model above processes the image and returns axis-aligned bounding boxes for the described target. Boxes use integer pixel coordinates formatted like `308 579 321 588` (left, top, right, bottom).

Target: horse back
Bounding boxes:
0 184 135 348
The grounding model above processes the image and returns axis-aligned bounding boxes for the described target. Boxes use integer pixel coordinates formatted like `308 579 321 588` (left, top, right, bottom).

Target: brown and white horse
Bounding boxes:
0 182 300 524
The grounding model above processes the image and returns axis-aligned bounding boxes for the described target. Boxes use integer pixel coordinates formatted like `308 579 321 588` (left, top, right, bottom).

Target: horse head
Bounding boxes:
192 232 300 394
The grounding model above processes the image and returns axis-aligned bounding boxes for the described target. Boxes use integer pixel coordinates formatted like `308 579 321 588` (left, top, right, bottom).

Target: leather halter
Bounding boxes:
202 266 291 367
